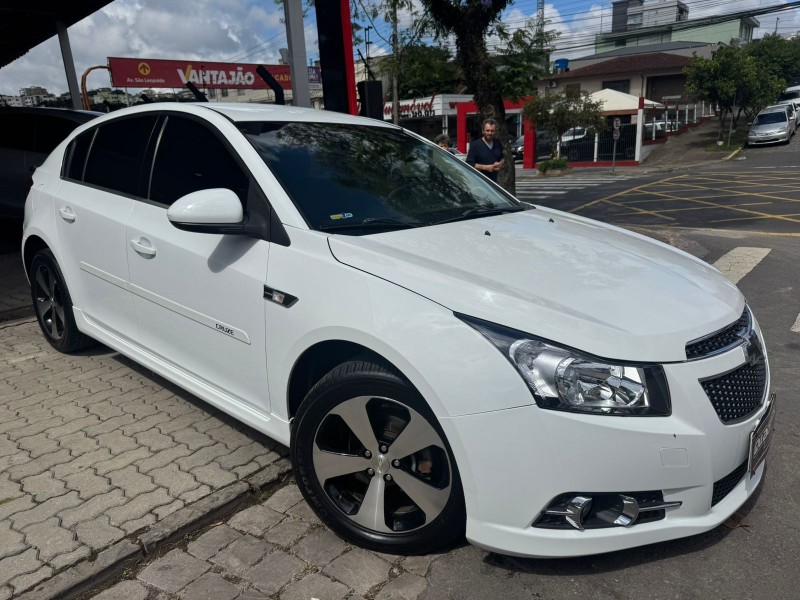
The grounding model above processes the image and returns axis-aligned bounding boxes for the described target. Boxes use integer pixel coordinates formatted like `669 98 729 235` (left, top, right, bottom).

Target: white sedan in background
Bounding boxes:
22 103 774 558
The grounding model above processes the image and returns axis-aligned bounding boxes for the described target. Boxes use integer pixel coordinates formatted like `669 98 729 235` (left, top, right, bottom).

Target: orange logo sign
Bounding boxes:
138 62 151 76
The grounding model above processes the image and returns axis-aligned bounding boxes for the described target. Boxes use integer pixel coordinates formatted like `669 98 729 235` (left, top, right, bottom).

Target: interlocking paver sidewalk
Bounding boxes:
0 320 286 598
86 482 441 600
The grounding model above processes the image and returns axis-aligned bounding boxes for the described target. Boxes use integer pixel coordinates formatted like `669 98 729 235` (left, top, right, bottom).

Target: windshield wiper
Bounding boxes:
318 217 423 232
430 206 525 226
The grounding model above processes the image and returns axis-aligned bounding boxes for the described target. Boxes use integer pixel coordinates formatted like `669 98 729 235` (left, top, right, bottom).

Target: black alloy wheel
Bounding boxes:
30 249 94 353
291 359 466 554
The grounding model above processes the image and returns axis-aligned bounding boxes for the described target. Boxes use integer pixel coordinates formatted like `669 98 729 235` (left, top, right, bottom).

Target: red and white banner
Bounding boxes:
108 57 321 90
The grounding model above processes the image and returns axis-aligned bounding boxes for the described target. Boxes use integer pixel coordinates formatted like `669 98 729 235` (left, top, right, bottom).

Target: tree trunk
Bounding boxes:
455 25 515 195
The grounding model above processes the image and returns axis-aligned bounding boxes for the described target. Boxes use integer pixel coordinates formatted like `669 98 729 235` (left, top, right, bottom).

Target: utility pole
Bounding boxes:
775 17 779 34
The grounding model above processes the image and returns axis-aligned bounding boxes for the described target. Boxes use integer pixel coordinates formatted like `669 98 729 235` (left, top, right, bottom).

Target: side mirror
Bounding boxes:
167 188 245 234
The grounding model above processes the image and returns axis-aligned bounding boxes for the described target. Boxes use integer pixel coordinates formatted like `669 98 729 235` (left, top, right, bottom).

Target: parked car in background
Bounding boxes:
748 105 796 146
23 103 773 559
0 107 100 219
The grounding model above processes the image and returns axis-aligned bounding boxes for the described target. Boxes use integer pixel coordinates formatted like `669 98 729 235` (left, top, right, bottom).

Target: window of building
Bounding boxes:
602 80 631 94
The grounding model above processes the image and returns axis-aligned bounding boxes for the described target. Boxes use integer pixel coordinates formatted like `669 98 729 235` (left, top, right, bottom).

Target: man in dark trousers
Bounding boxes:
466 118 505 182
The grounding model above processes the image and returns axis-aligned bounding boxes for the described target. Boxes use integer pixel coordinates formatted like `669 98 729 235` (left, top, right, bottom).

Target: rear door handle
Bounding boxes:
130 238 157 258
58 207 76 223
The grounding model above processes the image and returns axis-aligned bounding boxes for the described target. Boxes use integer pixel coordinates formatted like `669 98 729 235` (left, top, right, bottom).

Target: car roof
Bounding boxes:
0 106 102 122
759 105 789 113
81 102 398 129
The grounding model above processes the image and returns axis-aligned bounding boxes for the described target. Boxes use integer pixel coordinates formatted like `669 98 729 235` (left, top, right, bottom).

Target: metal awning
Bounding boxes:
0 1 113 69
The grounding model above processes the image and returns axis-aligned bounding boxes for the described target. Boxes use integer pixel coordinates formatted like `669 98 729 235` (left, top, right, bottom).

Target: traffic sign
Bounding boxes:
613 117 621 130
613 129 620 140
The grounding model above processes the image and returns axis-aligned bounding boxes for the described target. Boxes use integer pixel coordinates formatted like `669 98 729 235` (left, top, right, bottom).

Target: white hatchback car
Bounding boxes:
22 103 774 558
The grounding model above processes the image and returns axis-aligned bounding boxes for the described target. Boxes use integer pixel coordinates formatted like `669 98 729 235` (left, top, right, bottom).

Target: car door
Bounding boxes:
54 114 160 340
125 113 270 414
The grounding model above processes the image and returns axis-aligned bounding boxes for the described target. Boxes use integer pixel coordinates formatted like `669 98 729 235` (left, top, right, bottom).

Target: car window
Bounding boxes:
34 116 82 154
241 121 518 233
754 112 787 125
149 115 249 207
0 113 36 152
64 129 95 181
83 115 159 196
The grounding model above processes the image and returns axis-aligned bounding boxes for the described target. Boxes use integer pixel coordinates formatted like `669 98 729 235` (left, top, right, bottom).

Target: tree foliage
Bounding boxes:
684 45 784 139
378 42 462 98
497 18 558 101
419 0 556 193
521 88 605 159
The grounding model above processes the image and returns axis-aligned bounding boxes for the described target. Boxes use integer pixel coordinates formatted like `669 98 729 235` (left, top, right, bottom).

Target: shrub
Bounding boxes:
538 158 568 173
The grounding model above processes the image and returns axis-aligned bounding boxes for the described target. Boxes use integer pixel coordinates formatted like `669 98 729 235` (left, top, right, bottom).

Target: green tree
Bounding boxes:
497 17 558 101
353 0 432 124
378 42 462 99
684 46 783 141
419 0 513 191
521 88 605 159
744 33 800 85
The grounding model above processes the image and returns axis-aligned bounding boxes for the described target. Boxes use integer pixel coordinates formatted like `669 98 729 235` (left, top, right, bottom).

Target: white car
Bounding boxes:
22 103 774 558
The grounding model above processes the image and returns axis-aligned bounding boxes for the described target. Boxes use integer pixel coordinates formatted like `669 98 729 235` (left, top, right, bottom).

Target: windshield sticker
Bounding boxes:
329 212 353 221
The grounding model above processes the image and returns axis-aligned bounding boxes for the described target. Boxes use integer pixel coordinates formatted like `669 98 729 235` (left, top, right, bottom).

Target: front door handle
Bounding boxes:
58 207 76 223
130 238 157 258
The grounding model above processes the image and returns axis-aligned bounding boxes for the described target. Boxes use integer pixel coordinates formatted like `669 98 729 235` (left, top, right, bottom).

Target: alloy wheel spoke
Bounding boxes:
312 446 370 482
330 397 379 452
391 469 450 521
35 268 49 298
53 303 65 331
386 412 443 460
351 475 393 533
35 297 52 317
47 268 57 298
49 313 59 338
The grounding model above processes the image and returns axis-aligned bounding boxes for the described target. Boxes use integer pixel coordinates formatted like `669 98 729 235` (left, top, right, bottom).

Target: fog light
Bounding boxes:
534 492 682 530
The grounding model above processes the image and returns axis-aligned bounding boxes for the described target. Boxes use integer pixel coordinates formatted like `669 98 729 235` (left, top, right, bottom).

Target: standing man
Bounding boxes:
466 118 505 182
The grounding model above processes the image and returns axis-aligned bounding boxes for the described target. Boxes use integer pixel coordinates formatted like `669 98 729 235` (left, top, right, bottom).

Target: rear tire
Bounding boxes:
30 249 94 353
291 359 466 554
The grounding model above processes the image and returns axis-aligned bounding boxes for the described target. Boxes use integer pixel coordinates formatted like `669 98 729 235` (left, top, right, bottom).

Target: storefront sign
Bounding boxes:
384 94 437 120
108 57 320 90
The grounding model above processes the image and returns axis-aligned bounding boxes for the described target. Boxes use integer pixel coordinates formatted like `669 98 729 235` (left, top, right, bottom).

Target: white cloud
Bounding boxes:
0 0 305 96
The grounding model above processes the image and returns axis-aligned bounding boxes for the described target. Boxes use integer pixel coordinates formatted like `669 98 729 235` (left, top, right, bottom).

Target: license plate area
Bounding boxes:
748 393 776 478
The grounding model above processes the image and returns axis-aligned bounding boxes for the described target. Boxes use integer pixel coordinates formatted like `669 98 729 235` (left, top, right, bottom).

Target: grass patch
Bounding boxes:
705 128 749 152
537 158 569 173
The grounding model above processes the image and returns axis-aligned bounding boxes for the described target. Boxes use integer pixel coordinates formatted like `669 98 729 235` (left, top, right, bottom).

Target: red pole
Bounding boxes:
338 0 358 115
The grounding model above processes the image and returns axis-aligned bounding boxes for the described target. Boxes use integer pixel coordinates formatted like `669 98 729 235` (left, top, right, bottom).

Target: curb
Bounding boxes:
17 458 293 600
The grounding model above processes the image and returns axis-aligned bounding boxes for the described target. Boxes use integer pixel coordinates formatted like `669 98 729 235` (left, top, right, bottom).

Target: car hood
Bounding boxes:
327 207 743 362
750 122 788 133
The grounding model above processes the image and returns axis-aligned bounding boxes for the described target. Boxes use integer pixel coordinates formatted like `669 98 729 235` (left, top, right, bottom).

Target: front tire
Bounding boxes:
291 359 466 554
30 249 94 353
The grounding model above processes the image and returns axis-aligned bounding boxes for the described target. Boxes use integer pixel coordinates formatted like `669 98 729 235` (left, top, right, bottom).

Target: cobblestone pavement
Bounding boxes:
87 481 438 600
0 255 29 321
0 320 285 599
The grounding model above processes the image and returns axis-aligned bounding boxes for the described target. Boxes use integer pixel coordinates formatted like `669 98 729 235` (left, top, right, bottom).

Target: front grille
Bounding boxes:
712 460 747 506
700 356 767 423
686 308 750 360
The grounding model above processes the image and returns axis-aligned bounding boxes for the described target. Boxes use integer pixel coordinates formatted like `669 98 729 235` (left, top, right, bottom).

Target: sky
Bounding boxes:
2 0 800 97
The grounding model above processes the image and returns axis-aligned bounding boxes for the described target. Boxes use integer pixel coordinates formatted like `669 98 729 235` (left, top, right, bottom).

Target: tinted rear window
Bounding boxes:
84 115 158 196
64 130 95 181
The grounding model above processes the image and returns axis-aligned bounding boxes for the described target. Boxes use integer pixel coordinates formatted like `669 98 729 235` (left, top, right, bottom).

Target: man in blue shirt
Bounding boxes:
466 118 505 182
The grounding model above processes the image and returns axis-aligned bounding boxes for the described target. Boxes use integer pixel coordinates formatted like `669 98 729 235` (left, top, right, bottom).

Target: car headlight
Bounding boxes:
458 314 671 416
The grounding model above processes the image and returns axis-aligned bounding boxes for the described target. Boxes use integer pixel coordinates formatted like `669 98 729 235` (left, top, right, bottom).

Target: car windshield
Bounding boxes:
778 92 800 101
754 112 787 125
240 121 520 234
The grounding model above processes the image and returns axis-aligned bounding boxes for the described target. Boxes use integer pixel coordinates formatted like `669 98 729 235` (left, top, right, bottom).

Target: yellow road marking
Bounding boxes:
710 213 800 223
601 199 675 220
568 175 685 213
656 181 800 205
626 189 800 223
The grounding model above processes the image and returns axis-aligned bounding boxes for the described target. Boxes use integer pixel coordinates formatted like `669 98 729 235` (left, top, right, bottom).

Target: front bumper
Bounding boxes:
441 330 772 558
748 132 790 145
